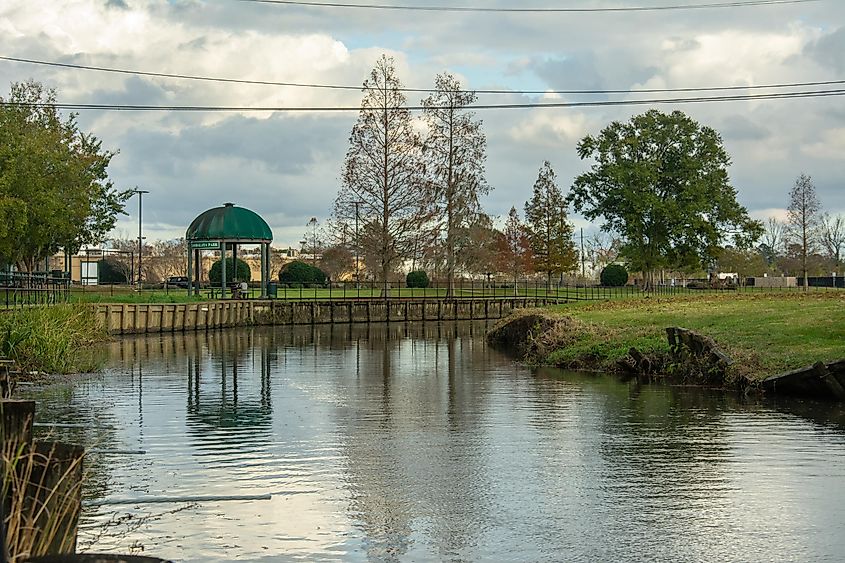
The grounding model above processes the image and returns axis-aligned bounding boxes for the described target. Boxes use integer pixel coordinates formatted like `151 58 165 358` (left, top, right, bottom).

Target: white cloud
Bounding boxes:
2 0 845 246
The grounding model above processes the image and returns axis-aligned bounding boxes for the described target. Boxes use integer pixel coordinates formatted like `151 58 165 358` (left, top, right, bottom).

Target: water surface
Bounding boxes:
21 322 845 562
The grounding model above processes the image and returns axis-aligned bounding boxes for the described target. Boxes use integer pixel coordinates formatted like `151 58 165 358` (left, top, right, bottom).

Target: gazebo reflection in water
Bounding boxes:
185 330 273 436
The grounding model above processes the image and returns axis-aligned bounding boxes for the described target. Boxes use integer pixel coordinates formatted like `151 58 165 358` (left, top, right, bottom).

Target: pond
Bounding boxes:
20 322 845 562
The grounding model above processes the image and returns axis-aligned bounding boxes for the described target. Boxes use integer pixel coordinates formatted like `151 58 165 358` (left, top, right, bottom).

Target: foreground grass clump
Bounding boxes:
0 305 108 373
496 292 845 382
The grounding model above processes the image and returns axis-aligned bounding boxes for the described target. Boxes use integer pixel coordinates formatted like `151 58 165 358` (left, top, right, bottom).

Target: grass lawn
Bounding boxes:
541 291 845 380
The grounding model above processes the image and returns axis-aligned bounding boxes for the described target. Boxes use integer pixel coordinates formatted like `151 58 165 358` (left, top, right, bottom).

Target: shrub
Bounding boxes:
406 270 430 288
279 260 327 285
98 258 128 284
209 257 251 284
600 264 628 287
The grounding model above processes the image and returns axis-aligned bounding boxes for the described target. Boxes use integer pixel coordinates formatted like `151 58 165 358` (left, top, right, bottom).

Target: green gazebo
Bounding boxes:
186 203 273 298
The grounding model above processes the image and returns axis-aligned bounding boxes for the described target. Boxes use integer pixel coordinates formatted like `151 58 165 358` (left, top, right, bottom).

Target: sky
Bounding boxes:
1 0 844 248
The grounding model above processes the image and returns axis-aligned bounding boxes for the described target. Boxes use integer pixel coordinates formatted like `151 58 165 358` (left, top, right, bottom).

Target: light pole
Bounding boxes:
353 201 364 286
307 217 318 268
132 188 150 290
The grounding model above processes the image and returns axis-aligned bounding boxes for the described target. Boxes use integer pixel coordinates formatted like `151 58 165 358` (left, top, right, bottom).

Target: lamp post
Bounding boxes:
353 201 364 286
132 188 150 290
307 217 318 268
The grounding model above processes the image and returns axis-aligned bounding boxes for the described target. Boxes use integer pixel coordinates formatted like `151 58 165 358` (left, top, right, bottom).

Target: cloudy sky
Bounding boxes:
1 0 843 248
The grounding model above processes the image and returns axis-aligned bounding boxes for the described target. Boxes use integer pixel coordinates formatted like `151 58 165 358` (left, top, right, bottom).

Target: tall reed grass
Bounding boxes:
0 306 108 374
3 440 84 560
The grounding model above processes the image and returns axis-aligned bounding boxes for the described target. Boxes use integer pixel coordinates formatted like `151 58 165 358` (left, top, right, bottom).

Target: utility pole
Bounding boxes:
133 188 150 290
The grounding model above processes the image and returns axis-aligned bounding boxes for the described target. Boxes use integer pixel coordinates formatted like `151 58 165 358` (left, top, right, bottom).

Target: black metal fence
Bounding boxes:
0 272 70 307
7 274 843 306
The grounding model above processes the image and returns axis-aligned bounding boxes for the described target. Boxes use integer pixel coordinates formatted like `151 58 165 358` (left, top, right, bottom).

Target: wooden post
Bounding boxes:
16 441 85 556
1 400 35 448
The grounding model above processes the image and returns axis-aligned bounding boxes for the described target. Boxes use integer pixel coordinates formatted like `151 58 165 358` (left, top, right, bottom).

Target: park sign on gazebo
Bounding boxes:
185 203 273 298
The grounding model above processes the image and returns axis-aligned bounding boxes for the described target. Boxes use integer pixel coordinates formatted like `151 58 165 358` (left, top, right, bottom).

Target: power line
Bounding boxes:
2 87 844 112
238 0 822 13
4 55 845 96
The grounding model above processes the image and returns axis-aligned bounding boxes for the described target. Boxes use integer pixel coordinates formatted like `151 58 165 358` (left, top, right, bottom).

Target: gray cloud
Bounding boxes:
807 26 845 73
4 0 845 246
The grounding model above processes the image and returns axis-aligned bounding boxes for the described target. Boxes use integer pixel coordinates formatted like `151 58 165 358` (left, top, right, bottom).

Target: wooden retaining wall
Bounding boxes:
94 298 554 335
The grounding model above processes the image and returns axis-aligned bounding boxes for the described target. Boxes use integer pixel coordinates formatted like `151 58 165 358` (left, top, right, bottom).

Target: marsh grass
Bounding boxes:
0 305 108 374
3 440 85 560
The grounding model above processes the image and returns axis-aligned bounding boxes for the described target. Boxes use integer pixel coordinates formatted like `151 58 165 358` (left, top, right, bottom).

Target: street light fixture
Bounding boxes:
132 188 150 290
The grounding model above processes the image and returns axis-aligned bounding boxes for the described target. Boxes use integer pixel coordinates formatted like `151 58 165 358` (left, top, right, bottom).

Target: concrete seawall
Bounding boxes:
94 298 556 335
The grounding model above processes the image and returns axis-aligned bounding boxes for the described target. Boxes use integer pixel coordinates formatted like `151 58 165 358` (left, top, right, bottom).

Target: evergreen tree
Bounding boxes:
524 161 578 285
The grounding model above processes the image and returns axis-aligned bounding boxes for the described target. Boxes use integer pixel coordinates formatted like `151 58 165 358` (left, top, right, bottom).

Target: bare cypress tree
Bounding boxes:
786 173 821 289
761 216 786 263
524 161 578 286
421 73 489 297
819 213 845 268
335 55 424 284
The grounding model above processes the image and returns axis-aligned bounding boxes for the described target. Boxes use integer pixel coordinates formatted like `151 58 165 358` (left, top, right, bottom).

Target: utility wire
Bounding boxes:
3 55 845 96
2 87 844 112
238 0 822 13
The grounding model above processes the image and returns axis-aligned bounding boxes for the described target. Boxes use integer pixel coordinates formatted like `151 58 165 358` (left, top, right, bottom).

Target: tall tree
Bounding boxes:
569 110 761 289
458 213 499 278
760 216 786 266
819 213 845 268
585 232 621 276
498 206 533 293
0 80 130 270
334 55 424 284
421 73 490 296
524 161 578 285
786 173 821 289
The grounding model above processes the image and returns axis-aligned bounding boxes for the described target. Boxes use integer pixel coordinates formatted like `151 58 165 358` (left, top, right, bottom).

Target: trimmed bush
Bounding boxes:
600 264 628 287
279 260 327 285
98 258 128 284
406 270 430 289
209 257 251 284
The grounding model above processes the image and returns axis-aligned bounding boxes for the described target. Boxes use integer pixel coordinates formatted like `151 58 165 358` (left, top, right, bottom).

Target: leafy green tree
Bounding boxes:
209 257 251 284
422 73 490 296
569 110 761 288
0 80 131 270
524 161 578 285
716 247 769 281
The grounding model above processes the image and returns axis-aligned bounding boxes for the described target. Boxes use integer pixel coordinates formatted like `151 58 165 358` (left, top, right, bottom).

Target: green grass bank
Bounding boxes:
490 292 845 383
0 305 108 374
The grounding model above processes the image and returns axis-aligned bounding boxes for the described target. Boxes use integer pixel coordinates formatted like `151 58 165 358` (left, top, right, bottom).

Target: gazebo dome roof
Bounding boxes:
186 203 272 242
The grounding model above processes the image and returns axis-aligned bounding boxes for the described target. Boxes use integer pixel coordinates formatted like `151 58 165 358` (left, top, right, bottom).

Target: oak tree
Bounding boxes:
0 80 130 270
570 110 761 288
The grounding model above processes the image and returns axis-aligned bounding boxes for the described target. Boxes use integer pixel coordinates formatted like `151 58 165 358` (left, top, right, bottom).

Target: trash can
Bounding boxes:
267 281 278 298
